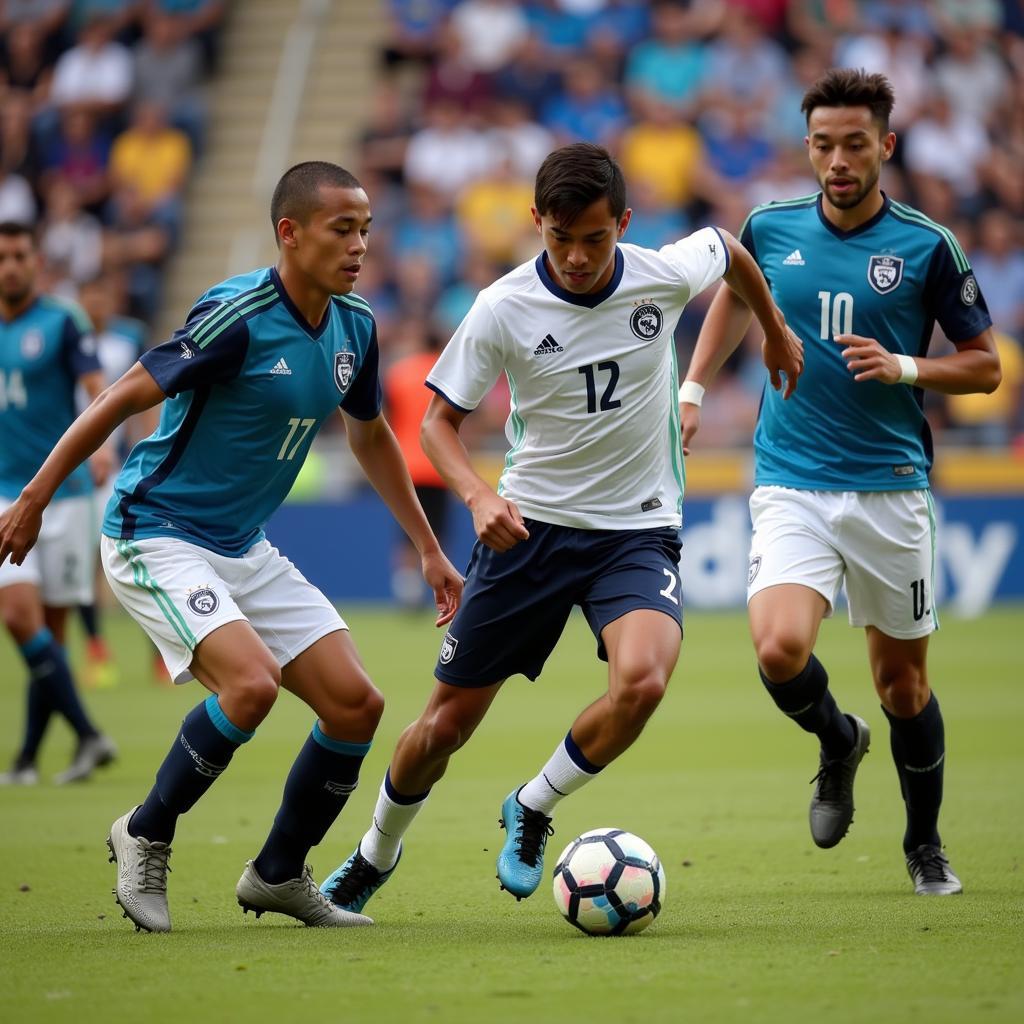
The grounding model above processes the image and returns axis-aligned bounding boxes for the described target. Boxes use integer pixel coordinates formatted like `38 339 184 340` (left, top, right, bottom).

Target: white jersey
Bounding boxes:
427 228 728 530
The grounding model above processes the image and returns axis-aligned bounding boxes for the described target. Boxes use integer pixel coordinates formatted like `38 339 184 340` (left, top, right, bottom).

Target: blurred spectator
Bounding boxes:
492 33 562 119
40 108 112 213
423 22 494 115
931 0 1003 34
944 330 1023 445
380 0 456 69
621 178 690 250
623 0 710 115
0 0 70 60
449 0 528 72
702 6 787 110
435 251 502 335
393 184 462 285
970 209 1024 342
744 145 818 208
701 98 775 187
0 92 40 182
359 79 414 186
0 22 54 111
455 151 535 268
933 28 1009 127
785 0 859 51
540 57 627 146
102 183 174 320
485 96 554 180
50 13 134 117
0 169 36 224
108 100 191 218
526 0 606 55
133 9 207 153
39 176 104 288
146 0 226 70
403 100 492 197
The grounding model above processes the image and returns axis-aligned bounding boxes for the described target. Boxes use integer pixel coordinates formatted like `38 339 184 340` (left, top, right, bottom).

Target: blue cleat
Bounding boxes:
320 843 400 913
496 787 554 901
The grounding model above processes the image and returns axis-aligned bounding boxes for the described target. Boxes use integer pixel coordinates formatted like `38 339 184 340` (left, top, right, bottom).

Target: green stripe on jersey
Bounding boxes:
889 202 969 273
192 283 276 346
499 370 527 495
335 293 373 314
195 292 278 349
740 193 819 236
42 295 93 333
668 344 685 505
925 491 940 631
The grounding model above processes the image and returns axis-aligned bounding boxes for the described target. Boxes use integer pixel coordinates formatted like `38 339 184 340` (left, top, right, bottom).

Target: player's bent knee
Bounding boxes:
224 666 281 726
613 675 667 726
320 680 385 737
420 708 472 759
755 635 812 683
875 667 928 717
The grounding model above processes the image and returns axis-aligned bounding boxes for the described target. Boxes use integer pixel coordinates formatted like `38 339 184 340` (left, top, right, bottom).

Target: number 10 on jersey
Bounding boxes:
818 290 853 339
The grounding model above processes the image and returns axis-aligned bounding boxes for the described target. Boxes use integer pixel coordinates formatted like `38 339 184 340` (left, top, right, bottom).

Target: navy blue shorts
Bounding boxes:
434 519 683 687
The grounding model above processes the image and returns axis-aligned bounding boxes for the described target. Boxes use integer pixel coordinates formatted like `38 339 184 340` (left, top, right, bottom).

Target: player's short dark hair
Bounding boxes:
0 220 35 242
801 68 895 132
270 161 363 233
534 143 627 226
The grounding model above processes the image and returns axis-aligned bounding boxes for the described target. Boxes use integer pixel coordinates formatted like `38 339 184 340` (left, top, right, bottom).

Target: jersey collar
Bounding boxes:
269 266 330 340
815 192 892 240
535 248 624 308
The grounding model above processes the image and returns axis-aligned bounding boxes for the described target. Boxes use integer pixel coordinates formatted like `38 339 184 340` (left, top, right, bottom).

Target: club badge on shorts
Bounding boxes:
187 587 219 615
439 632 459 665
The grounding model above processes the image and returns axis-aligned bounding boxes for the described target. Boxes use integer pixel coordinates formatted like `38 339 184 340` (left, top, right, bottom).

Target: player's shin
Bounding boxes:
254 724 370 884
129 694 254 843
357 767 430 871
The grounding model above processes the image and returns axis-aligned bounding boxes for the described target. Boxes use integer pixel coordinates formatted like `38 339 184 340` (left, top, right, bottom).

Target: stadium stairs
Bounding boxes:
154 0 385 342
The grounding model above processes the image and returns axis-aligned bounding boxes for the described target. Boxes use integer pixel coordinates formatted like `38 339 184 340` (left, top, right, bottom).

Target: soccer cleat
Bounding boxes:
54 733 118 784
496 787 554 901
906 844 963 896
808 715 870 848
107 807 172 933
236 861 373 927
320 843 400 913
0 762 39 785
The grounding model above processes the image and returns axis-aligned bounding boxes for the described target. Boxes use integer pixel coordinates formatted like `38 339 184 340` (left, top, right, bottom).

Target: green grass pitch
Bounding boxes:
1 605 1022 1024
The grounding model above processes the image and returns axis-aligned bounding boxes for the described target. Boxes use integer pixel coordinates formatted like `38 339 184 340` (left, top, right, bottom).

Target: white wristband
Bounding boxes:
678 380 705 406
894 354 918 385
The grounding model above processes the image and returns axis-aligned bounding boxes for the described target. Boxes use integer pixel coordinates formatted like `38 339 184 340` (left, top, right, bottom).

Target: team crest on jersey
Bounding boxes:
630 303 663 340
867 254 904 294
20 329 43 359
748 555 762 586
334 350 355 392
186 587 219 616
439 632 458 665
960 274 978 306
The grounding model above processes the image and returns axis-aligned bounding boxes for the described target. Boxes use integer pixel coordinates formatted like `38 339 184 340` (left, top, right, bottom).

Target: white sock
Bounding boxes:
359 773 429 871
518 732 603 816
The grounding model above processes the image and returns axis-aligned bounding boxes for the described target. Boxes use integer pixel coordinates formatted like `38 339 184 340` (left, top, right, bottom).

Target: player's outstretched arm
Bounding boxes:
343 410 464 626
421 394 529 553
0 362 166 567
718 230 803 399
836 328 1001 395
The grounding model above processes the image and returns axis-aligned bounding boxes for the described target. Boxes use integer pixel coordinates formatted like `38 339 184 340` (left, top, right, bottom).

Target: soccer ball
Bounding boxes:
552 828 666 936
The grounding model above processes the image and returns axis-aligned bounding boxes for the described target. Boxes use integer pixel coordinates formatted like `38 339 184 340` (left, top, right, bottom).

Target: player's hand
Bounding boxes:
835 334 902 383
468 490 530 552
89 444 116 486
0 495 44 567
421 549 464 628
680 402 702 456
762 323 804 399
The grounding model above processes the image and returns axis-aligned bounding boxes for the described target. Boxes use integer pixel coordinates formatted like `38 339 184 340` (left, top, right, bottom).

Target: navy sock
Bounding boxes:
254 723 370 884
79 604 99 639
760 654 855 761
884 694 944 853
19 628 96 742
17 665 54 767
129 695 253 843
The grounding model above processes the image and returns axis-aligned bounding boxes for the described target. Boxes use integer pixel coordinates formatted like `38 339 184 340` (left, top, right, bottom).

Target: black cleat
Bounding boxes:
809 715 870 848
906 845 962 895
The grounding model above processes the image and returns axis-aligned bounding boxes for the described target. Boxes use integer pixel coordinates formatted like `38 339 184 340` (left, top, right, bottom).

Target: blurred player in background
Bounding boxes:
0 221 117 786
681 69 1001 895
0 163 463 932
75 271 148 689
320 142 803 914
383 324 452 610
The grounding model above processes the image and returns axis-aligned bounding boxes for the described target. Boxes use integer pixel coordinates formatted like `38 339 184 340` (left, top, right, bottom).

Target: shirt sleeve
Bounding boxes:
61 309 102 380
426 295 504 412
922 239 993 346
658 226 730 303
340 322 384 420
139 299 250 397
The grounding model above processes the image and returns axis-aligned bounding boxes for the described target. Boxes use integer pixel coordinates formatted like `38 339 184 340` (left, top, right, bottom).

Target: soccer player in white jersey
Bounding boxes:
320 142 804 913
0 162 464 932
681 70 1001 895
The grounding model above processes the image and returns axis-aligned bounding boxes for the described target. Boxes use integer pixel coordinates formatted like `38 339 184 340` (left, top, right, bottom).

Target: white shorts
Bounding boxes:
747 486 938 639
100 535 347 684
0 495 96 606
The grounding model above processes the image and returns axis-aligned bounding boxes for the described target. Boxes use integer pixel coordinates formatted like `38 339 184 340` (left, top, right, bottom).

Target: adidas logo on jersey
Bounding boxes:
270 358 292 375
533 334 563 356
783 249 805 266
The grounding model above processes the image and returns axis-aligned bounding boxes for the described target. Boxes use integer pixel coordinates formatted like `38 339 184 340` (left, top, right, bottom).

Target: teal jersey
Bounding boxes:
103 267 382 556
742 194 991 491
0 295 99 501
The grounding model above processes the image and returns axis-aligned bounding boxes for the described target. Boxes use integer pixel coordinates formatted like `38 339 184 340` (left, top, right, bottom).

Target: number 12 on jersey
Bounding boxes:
579 361 621 414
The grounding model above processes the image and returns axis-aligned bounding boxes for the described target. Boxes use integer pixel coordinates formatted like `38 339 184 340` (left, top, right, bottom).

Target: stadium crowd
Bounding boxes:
352 0 1024 450
0 0 224 326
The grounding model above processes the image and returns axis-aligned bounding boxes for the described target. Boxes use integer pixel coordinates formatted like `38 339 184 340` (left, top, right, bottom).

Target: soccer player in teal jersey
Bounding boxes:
0 222 117 787
681 70 1001 895
0 163 463 931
